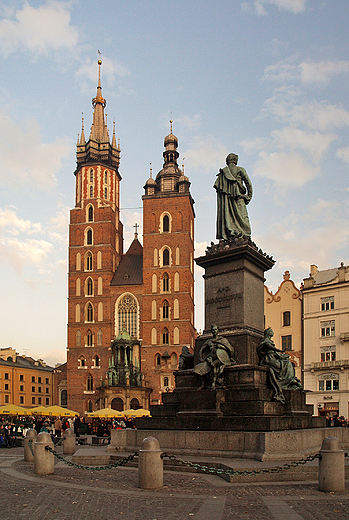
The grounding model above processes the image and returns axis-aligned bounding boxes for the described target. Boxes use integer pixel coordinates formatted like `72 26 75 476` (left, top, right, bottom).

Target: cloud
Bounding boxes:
47 206 70 243
183 137 229 174
264 58 349 87
0 237 53 273
246 0 307 16
76 56 131 95
270 127 336 163
0 1 79 58
0 111 72 188
0 207 42 235
336 146 349 164
253 151 319 188
176 114 202 132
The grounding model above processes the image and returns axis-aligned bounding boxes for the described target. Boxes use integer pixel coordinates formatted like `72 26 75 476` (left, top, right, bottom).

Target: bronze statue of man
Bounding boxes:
214 153 252 239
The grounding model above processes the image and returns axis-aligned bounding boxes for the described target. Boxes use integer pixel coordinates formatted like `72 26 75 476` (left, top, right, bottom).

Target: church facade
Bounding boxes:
66 61 196 415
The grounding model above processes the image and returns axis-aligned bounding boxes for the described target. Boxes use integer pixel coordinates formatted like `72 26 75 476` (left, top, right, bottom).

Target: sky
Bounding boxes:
1 0 349 367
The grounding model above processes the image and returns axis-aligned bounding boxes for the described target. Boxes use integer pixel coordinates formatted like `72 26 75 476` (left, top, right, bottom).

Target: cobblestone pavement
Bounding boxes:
1 447 349 520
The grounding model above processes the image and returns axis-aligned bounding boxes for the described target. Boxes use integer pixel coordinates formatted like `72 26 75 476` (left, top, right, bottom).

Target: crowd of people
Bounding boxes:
325 414 349 427
0 414 136 448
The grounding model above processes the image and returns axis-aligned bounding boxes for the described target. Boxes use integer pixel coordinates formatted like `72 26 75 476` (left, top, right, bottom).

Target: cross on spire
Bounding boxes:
133 223 139 239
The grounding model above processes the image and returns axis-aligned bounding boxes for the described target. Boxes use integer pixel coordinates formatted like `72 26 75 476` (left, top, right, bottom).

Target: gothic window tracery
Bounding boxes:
116 293 138 338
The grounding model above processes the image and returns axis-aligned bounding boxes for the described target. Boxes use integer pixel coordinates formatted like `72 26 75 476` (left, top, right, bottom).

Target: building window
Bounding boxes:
86 252 93 271
86 302 94 322
104 187 108 199
163 248 170 266
104 171 108 184
163 214 169 232
86 277 93 296
151 328 157 345
20 385 24 392
20 396 24 404
32 376 35 383
20 375 24 382
4 373 9 380
321 296 334 311
319 374 339 391
282 335 292 351
87 228 93 245
87 399 93 413
164 376 169 387
130 398 139 410
87 374 93 392
162 328 169 345
97 329 102 346
89 185 93 198
38 387 42 393
38 397 42 405
155 353 161 367
162 300 169 319
46 378 49 385
32 386 35 392
32 397 35 404
61 390 67 407
283 311 291 327
4 383 9 390
46 398 50 405
320 346 336 362
162 273 169 292
321 320 335 337
46 387 49 393
93 355 100 367
89 169 93 182
88 206 93 222
117 293 138 338
38 377 42 384
76 330 81 346
79 356 86 368
87 329 93 347
4 395 9 403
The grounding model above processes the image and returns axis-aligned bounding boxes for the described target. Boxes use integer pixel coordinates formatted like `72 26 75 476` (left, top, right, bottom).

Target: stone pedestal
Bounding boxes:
195 239 274 365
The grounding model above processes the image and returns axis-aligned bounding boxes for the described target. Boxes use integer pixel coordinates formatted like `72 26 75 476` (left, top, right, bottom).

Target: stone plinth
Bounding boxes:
195 239 274 365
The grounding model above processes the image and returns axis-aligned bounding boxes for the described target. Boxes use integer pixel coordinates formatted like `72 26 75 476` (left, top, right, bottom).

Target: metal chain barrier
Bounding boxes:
161 452 320 478
28 439 34 456
44 445 138 471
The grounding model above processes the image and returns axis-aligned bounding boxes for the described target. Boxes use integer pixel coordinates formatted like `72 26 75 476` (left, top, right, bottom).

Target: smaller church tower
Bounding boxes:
142 122 196 403
67 60 123 413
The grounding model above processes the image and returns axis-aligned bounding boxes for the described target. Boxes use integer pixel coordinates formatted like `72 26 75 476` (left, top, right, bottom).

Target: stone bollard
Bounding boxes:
138 436 163 490
24 429 37 462
318 436 345 492
63 428 76 455
34 432 55 476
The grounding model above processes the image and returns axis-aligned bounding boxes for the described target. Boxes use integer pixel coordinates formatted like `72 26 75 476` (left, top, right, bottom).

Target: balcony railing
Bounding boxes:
311 360 349 370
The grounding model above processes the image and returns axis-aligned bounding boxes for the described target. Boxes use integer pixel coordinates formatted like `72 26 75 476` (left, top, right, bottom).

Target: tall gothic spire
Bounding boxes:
90 59 108 143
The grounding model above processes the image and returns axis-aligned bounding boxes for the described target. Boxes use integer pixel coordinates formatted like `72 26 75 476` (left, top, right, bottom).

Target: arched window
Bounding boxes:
104 170 108 184
88 206 93 222
155 353 161 367
89 169 93 182
98 302 103 321
152 273 157 293
163 248 170 266
89 185 93 198
93 355 100 367
60 390 67 407
130 398 139 410
76 330 81 346
104 187 108 199
86 277 93 296
174 326 179 344
153 248 158 266
76 252 81 271
76 278 81 296
174 272 179 291
98 276 102 294
111 397 124 411
86 374 93 392
117 293 138 338
87 228 93 245
86 302 93 322
283 311 291 327
78 356 86 368
86 252 93 271
97 251 102 269
87 399 93 413
97 328 102 346
162 328 169 345
163 214 169 232
164 376 169 387
162 300 169 319
75 304 80 322
175 247 180 265
87 329 93 346
163 273 169 292
171 353 178 368
152 300 157 320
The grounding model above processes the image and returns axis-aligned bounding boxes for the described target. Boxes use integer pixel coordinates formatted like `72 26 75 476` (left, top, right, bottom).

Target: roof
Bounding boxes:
313 268 338 285
0 356 54 372
111 238 143 286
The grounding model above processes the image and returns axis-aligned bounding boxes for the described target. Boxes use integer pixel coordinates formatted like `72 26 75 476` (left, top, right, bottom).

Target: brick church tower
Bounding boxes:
142 123 196 404
66 62 196 413
67 60 123 412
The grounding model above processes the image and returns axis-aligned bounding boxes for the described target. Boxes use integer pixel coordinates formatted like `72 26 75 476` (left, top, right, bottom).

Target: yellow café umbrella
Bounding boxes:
123 408 151 417
29 406 48 415
41 405 79 417
88 408 125 418
0 404 30 415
